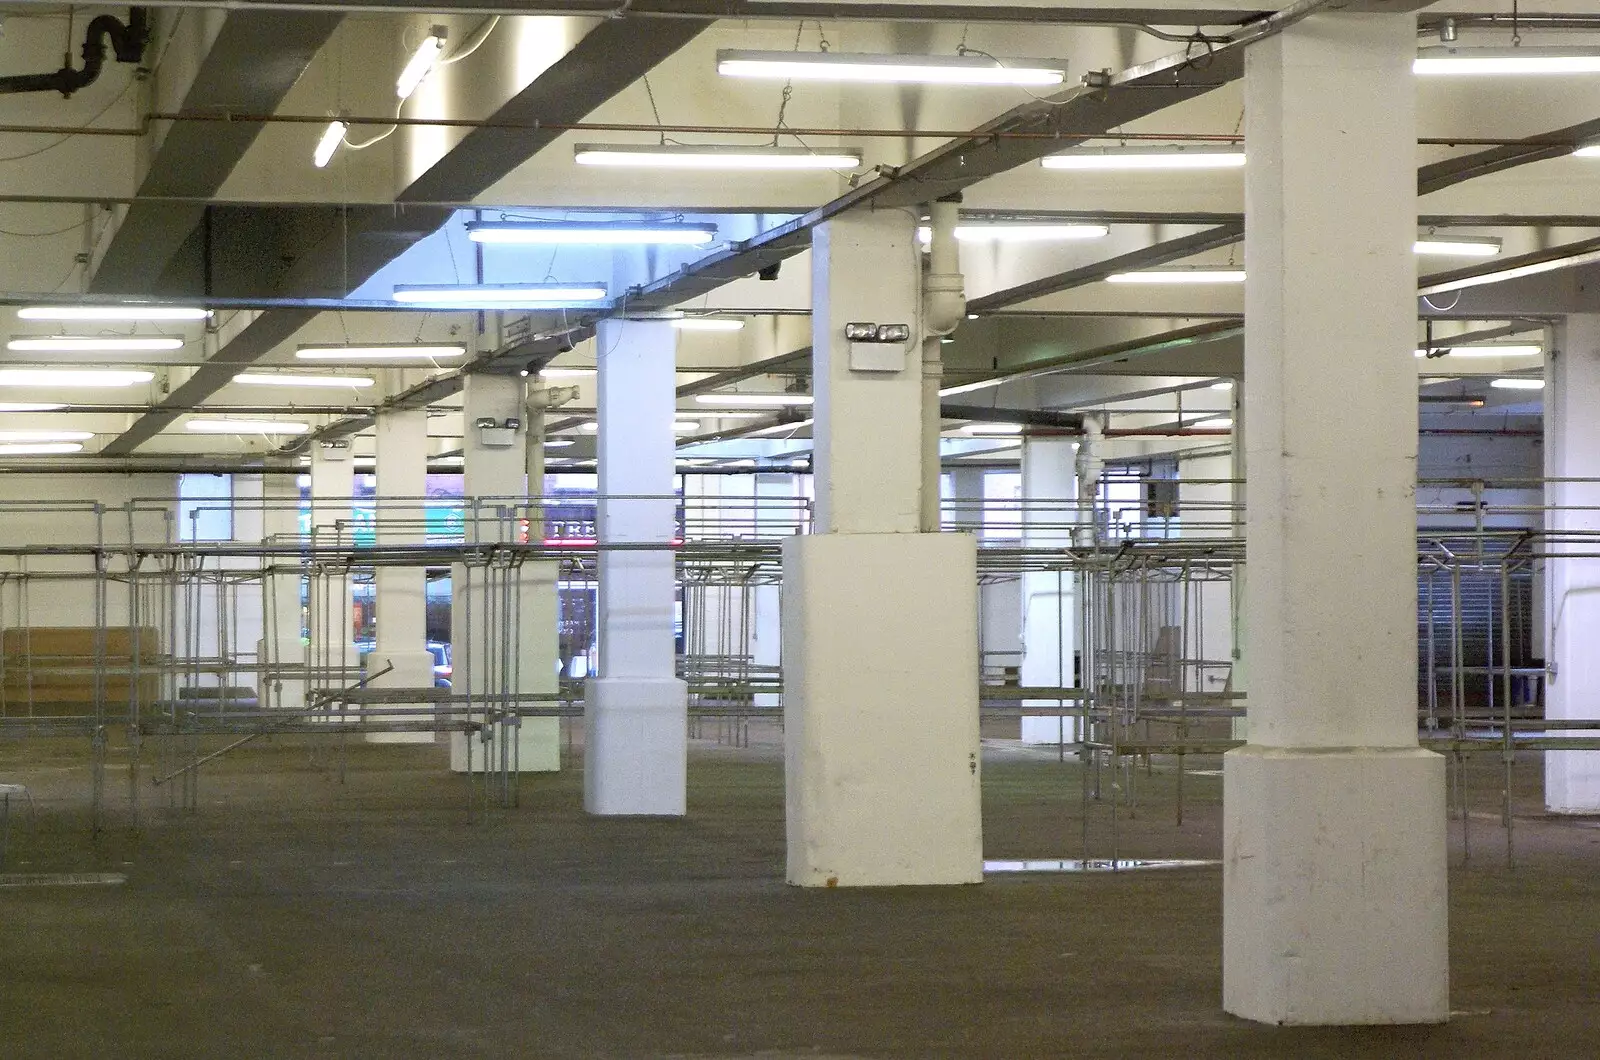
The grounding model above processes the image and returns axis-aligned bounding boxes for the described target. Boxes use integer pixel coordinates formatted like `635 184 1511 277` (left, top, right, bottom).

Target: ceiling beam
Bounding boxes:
90 12 345 294
101 15 713 455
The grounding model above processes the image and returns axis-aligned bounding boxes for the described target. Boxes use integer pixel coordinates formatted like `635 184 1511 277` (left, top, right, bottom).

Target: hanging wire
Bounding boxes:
641 74 668 145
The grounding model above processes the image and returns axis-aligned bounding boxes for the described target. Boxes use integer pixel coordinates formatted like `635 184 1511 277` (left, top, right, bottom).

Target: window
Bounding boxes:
177 473 233 541
982 471 1023 542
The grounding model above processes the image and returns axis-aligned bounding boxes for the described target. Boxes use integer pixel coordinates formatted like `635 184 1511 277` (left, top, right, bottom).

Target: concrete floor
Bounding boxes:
2 726 1598 1058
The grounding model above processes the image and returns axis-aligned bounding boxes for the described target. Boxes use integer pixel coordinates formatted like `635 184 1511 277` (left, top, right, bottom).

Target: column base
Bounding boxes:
364 649 439 745
1546 748 1600 813
450 718 560 774
583 677 687 815
783 532 982 887
1223 745 1448 1025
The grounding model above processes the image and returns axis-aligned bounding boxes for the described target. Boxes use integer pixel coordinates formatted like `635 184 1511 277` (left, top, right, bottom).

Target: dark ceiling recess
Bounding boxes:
0 9 149 98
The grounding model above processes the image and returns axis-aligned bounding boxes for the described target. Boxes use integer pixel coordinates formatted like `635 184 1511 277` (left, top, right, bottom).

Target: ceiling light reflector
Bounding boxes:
7 336 182 352
392 283 608 306
186 419 311 434
1414 47 1600 75
1105 269 1246 284
18 306 209 322
716 49 1066 86
313 120 346 168
0 369 153 388
574 144 861 170
396 27 447 100
1042 147 1244 171
467 221 718 246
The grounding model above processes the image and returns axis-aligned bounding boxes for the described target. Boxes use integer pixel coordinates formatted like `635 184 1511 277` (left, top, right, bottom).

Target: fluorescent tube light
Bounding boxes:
296 344 466 362
186 419 311 434
715 49 1065 86
696 394 814 407
7 336 183 352
537 367 595 378
313 120 346 168
1415 47 1600 75
1210 380 1235 390
917 223 1109 243
392 283 608 306
1413 344 1542 358
0 369 153 387
544 438 575 448
963 423 1022 435
0 442 82 455
673 420 701 433
1418 246 1600 296
0 401 64 411
0 430 91 442
672 317 745 332
1413 237 1501 257
939 377 1002 397
1575 141 1600 158
1105 269 1246 284
18 306 209 322
467 221 718 246
574 144 861 170
1192 416 1234 429
234 373 377 387
1042 147 1244 171
1490 378 1545 390
396 27 447 100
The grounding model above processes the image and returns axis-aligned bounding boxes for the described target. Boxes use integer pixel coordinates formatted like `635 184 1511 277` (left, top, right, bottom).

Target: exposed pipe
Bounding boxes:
921 198 965 532
0 9 148 99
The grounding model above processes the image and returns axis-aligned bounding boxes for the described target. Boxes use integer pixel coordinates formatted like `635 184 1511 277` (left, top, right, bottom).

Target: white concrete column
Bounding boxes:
258 474 306 711
584 318 688 815
450 373 561 774
369 401 435 743
1020 436 1080 744
308 444 358 705
785 206 981 887
1225 14 1447 1025
1545 315 1600 811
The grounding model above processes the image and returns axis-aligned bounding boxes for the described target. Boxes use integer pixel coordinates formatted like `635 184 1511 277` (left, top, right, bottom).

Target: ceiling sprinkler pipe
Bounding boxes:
0 9 148 98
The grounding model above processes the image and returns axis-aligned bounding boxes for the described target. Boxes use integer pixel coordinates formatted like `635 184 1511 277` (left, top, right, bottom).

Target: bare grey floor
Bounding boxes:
1 728 1596 1058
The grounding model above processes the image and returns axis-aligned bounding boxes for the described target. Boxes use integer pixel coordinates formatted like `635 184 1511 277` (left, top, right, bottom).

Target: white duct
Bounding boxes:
921 199 966 531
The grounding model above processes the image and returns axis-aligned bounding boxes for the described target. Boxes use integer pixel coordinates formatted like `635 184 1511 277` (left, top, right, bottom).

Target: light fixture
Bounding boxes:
916 223 1110 243
1210 380 1235 391
698 411 766 419
296 344 466 362
1575 140 1600 158
467 221 718 246
673 420 701 433
392 283 608 306
537 367 596 378
0 430 92 442
1105 269 1246 284
1413 237 1502 257
0 401 65 411
963 423 1022 435
18 306 209 322
695 393 814 407
715 49 1066 86
1414 47 1600 76
234 372 377 387
1413 344 1542 358
0 442 82 456
1490 378 1545 390
396 26 447 101
671 317 746 332
745 417 814 437
0 369 153 387
574 144 861 170
7 336 183 352
939 377 1002 397
1192 416 1234 429
1418 245 1600 296
544 438 575 449
186 419 311 434
1042 146 1244 171
313 120 346 169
